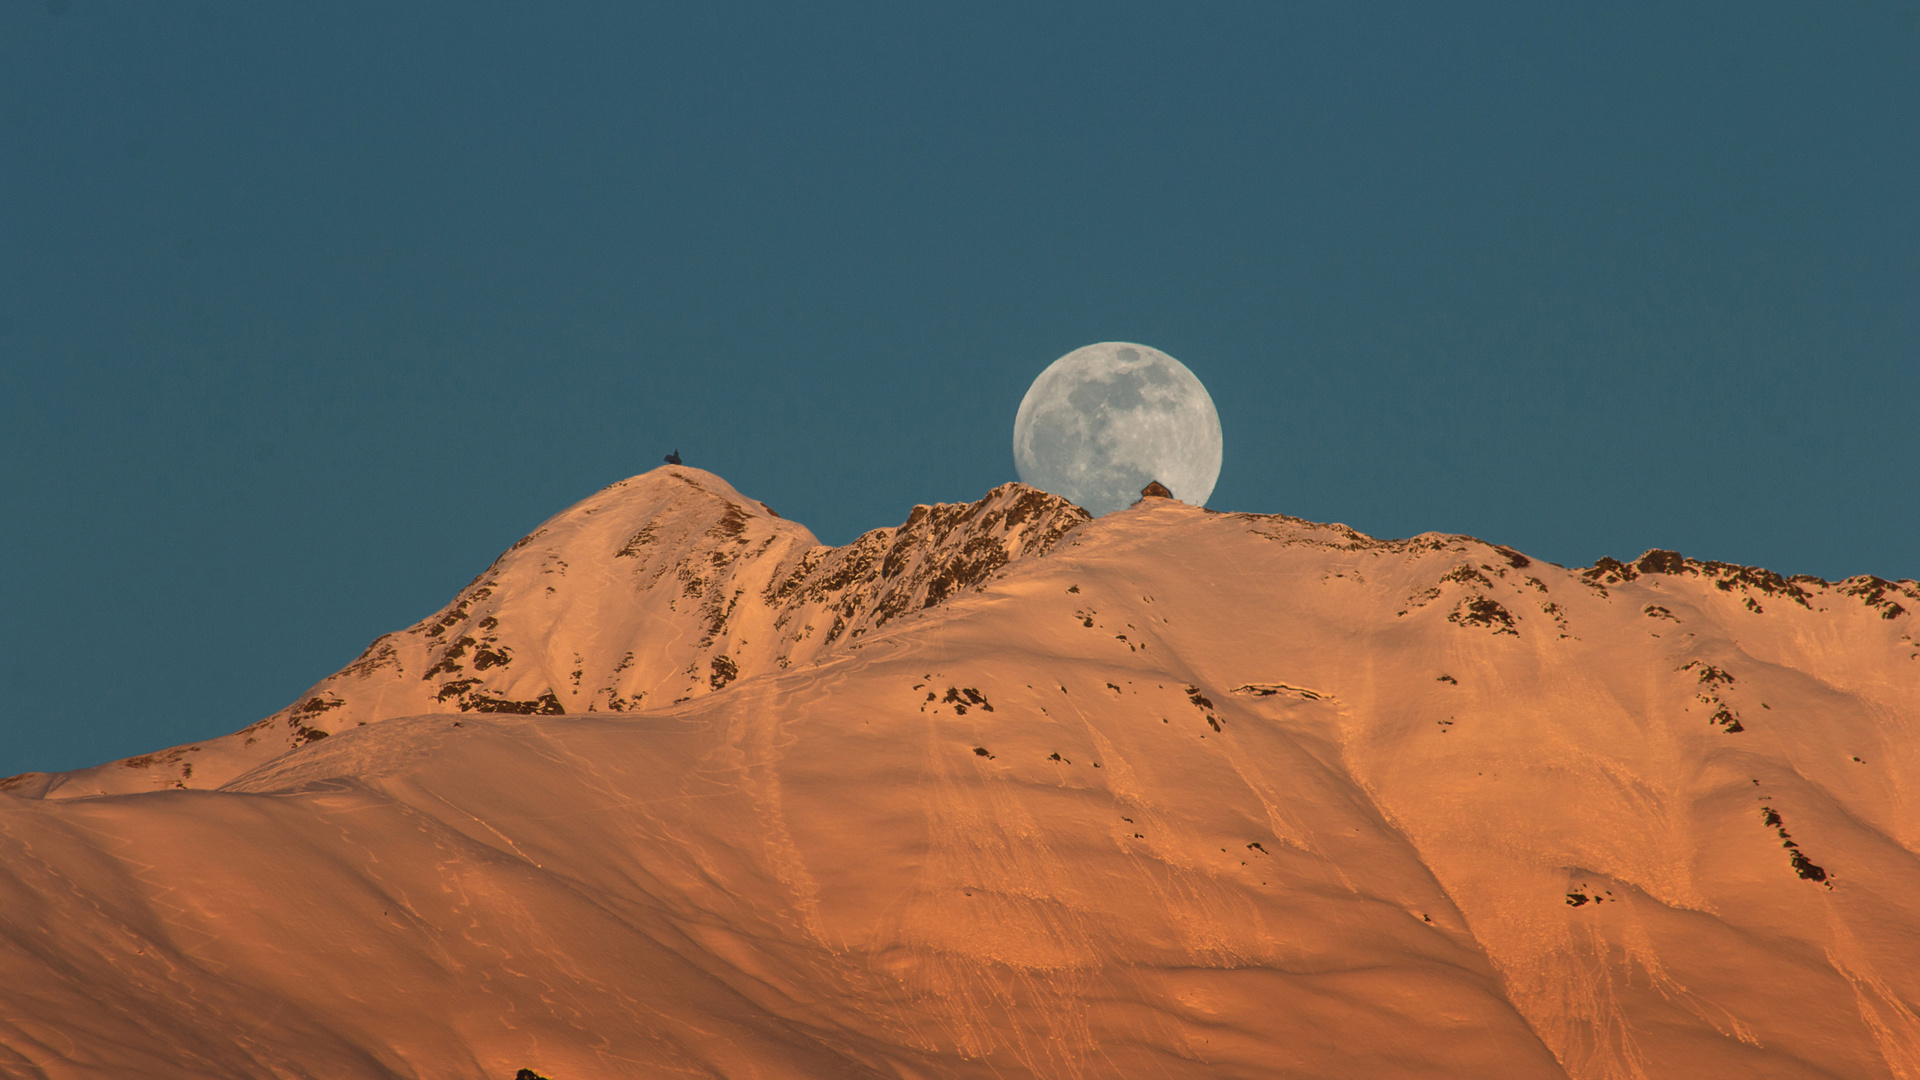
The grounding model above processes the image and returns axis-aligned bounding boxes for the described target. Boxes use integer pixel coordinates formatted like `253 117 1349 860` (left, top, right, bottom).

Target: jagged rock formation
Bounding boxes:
2 467 1917 1079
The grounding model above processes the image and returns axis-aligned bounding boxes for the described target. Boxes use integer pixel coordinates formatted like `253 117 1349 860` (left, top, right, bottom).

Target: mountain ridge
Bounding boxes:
6 466 1912 802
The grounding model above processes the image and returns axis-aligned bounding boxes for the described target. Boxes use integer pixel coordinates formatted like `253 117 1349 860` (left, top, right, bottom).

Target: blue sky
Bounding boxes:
3 2 1914 774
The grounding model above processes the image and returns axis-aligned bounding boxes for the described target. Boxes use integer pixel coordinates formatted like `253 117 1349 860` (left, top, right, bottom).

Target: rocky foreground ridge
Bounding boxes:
3 467 1919 1079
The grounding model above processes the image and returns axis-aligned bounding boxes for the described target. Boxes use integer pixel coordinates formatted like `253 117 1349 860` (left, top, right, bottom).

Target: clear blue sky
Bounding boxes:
3 2 1914 775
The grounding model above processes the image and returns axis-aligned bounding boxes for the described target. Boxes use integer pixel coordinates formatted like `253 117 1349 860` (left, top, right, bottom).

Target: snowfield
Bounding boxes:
3 467 1917 1079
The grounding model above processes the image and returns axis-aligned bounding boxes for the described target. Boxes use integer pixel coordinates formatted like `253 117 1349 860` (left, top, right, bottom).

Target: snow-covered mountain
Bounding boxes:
2 466 1917 1079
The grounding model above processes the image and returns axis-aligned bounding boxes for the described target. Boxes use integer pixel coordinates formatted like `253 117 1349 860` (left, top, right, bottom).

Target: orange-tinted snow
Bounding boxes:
3 467 1917 1078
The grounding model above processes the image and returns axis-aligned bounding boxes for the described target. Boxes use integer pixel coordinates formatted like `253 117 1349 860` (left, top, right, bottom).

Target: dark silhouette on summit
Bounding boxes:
664 450 683 465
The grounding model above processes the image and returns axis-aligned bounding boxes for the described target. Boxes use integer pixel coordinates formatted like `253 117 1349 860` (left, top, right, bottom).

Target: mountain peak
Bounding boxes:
14 469 1091 797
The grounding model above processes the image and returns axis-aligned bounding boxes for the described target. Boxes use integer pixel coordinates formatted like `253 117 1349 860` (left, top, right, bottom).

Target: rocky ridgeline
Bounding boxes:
1580 546 1915 619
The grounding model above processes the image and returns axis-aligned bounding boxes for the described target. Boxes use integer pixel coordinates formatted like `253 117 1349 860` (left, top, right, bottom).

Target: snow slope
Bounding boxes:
2 467 1917 1079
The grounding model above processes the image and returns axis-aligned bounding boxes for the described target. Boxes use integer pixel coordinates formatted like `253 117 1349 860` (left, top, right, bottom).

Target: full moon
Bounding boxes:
1012 342 1223 517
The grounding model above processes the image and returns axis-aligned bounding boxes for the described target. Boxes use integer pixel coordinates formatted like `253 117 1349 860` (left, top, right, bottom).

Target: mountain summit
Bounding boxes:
12 468 1089 799
2 468 1917 1078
